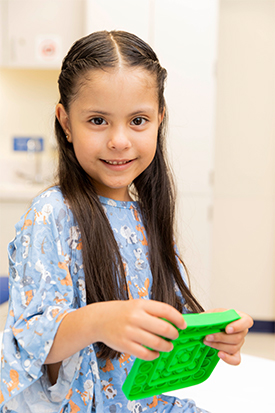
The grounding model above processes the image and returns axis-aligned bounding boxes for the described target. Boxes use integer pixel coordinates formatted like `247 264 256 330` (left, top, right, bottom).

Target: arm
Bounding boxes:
203 309 254 365
45 299 187 364
2 190 83 399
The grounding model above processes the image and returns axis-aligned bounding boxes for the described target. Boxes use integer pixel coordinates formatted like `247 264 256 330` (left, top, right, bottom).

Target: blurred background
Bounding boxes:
0 0 274 359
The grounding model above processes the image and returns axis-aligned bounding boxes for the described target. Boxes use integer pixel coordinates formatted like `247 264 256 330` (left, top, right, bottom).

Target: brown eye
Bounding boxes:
91 117 107 125
131 117 146 126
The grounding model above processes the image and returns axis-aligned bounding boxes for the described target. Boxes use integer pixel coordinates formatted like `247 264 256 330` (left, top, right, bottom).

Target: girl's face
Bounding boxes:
56 67 164 201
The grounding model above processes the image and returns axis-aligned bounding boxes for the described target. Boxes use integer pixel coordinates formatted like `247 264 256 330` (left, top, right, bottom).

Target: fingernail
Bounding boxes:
227 327 234 334
205 335 214 342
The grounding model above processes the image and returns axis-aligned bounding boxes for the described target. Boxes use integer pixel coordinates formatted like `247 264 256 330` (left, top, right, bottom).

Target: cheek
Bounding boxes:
144 133 158 161
72 137 98 160
137 139 157 174
148 142 157 163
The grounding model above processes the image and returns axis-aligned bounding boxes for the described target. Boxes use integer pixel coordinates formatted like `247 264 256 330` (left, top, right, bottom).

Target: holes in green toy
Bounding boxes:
130 385 142 395
162 370 171 378
178 352 190 363
173 345 180 353
178 337 188 344
135 374 147 385
169 379 178 386
143 384 151 392
202 359 211 368
176 349 185 358
152 372 160 381
123 310 241 400
193 370 205 380
188 361 197 371
207 348 216 357
139 363 152 374
195 350 203 359
180 376 189 383
170 358 178 368
158 361 166 370
199 328 209 335
186 328 195 333
162 352 170 359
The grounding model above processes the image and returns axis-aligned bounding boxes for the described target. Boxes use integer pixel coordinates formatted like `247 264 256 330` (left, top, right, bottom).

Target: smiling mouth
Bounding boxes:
103 159 133 165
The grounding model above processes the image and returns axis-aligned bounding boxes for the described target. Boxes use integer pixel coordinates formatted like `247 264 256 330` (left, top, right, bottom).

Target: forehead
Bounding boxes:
70 67 159 112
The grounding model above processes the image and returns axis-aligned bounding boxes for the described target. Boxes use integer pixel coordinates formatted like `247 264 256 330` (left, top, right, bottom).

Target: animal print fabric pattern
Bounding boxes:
0 187 210 413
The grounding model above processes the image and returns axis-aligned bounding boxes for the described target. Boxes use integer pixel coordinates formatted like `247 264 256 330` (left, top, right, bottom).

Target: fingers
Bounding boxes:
109 333 161 361
203 309 253 366
139 315 179 341
142 300 186 331
134 328 174 353
203 323 247 355
121 341 160 362
225 310 254 334
126 328 174 361
204 309 254 332
204 331 244 366
218 350 241 366
97 299 186 361
124 301 184 359
204 333 245 355
126 300 185 342
204 331 245 347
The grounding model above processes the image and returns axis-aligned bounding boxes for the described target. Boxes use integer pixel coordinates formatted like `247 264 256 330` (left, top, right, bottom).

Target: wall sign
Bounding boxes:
36 34 62 62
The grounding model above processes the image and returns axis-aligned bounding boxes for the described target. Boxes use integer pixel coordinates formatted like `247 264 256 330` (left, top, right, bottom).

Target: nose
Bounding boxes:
107 126 132 151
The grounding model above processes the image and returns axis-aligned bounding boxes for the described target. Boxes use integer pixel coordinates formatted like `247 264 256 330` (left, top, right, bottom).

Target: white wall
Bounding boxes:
152 0 218 309
85 0 153 43
211 0 275 320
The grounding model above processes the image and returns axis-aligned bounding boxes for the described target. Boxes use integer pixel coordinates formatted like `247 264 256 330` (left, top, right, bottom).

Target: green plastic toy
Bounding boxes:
122 309 240 400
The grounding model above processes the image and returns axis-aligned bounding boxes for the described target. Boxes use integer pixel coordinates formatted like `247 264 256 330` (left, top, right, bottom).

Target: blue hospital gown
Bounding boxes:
0 187 210 413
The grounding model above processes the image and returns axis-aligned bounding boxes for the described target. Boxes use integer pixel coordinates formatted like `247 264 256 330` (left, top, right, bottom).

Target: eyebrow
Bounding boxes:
128 108 155 116
81 107 156 117
81 110 111 116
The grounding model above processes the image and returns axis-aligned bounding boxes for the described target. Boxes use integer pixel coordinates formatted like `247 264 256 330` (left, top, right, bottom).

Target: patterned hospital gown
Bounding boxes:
0 187 209 413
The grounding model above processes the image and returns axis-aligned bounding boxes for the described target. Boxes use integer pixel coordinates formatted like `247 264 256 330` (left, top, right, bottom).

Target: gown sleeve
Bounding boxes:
0 188 82 412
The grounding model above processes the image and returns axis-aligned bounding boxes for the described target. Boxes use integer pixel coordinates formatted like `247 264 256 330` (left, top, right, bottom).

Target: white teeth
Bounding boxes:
105 160 129 165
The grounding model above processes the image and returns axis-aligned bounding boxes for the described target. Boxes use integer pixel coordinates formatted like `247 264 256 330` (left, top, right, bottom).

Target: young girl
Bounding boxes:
0 31 253 413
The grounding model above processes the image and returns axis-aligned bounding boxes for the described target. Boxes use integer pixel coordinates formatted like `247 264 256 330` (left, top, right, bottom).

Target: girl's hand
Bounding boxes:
95 299 186 361
203 308 254 365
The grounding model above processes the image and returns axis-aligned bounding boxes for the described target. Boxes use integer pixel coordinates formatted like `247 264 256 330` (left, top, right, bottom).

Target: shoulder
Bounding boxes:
31 186 66 209
23 186 72 221
15 186 76 239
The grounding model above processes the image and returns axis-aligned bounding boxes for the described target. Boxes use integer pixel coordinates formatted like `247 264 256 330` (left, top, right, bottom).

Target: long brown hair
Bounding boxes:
55 31 203 359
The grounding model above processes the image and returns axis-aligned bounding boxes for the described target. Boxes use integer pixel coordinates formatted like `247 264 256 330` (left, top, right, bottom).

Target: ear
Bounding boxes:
55 104 72 142
158 107 165 127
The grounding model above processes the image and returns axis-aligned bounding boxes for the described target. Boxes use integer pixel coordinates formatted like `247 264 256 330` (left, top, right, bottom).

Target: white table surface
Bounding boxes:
165 353 275 413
